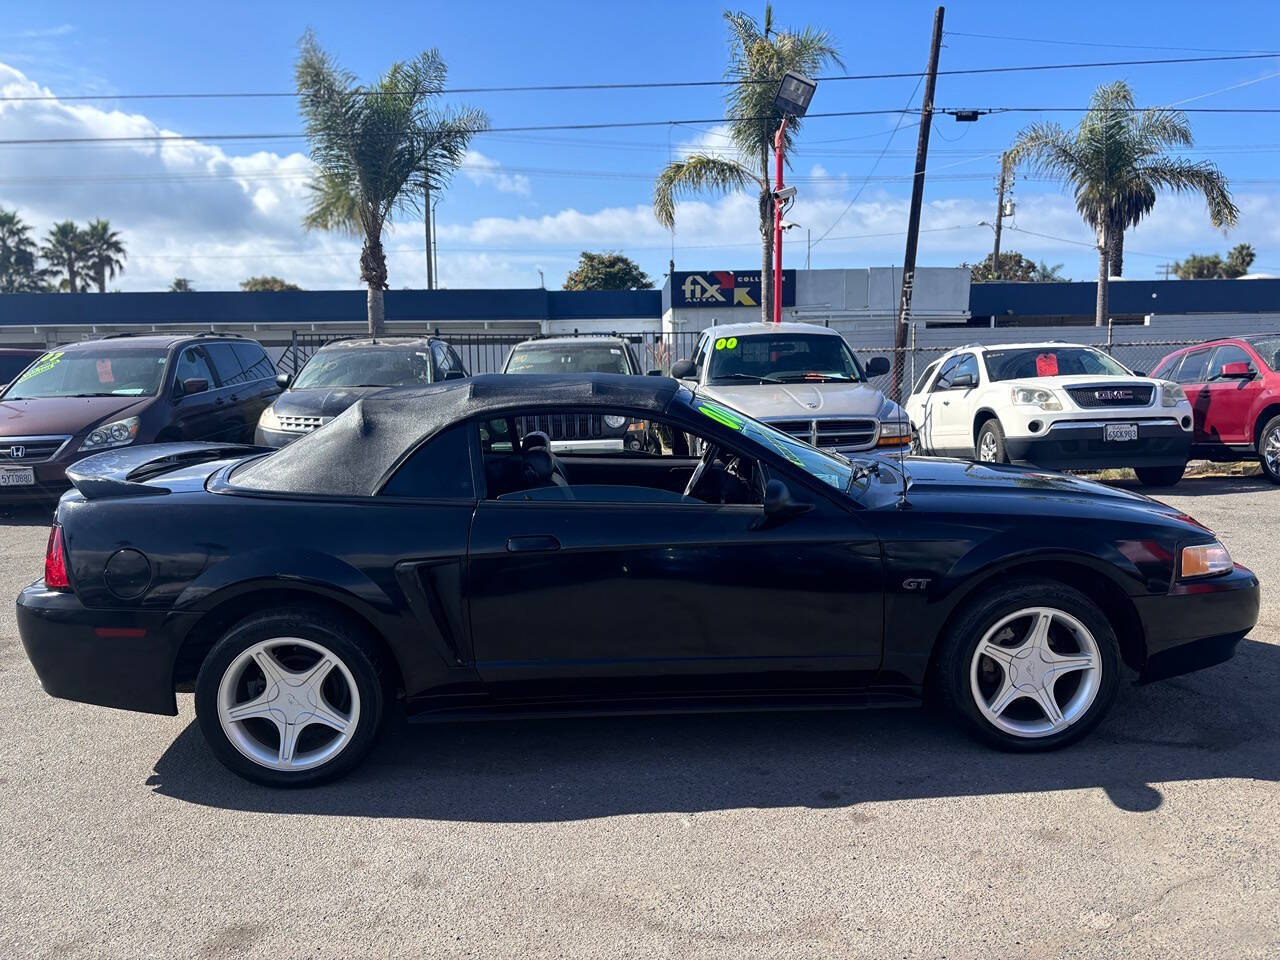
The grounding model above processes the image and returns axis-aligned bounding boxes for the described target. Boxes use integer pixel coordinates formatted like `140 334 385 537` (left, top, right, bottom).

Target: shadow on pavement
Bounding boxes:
148 637 1280 822
0 502 56 528
1104 475 1272 497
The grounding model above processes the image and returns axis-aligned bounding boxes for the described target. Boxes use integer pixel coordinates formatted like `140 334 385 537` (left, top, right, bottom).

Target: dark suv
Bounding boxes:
0 333 279 499
501 335 659 452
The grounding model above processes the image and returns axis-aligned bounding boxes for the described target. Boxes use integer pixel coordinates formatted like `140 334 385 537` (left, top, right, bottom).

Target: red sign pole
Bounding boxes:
772 115 789 325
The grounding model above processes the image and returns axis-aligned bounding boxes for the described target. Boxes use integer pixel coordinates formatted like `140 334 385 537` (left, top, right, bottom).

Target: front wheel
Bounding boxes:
1134 464 1186 487
935 580 1120 751
975 420 1008 463
195 608 387 787
1258 415 1280 484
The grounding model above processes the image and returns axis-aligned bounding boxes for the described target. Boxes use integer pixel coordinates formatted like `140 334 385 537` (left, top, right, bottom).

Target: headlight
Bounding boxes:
1159 381 1187 408
78 416 140 452
1180 540 1233 579
877 420 911 446
259 405 282 431
1011 386 1062 411
603 415 628 429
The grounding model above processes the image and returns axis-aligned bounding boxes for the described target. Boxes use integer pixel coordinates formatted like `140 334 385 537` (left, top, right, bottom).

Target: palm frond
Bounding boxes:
1138 156 1239 228
653 154 761 229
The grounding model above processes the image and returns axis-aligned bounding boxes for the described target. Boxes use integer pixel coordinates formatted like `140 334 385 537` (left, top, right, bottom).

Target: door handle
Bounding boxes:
506 535 561 553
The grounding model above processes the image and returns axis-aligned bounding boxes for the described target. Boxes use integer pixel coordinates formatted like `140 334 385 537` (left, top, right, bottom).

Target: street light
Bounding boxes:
770 72 817 324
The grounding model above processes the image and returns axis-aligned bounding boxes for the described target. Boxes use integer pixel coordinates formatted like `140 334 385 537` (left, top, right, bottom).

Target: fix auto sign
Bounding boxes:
671 270 795 309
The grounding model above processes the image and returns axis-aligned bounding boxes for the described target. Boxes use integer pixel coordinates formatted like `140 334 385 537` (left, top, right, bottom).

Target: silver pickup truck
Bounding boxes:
671 322 910 455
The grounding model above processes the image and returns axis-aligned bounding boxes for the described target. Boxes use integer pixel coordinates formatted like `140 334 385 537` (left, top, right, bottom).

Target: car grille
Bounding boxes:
0 435 69 463
765 418 878 450
276 414 330 434
1066 385 1154 408
514 413 608 441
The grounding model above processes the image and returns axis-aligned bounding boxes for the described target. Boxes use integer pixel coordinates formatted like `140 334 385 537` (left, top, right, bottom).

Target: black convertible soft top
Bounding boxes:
231 373 681 496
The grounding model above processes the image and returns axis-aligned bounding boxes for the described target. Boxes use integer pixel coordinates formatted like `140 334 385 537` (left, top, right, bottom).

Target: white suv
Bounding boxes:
903 342 1194 486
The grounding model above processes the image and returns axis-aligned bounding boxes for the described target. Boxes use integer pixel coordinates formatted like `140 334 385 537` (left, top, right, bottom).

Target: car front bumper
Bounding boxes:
254 426 308 449
1132 563 1260 682
16 582 197 715
1004 419 1192 470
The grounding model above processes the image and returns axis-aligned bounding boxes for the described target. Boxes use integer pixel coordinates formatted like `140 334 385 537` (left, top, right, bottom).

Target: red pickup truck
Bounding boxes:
1151 334 1280 483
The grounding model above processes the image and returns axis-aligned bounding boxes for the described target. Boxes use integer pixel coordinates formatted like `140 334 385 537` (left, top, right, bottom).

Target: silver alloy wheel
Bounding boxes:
969 606 1101 738
978 430 999 462
216 637 361 772
1264 424 1280 477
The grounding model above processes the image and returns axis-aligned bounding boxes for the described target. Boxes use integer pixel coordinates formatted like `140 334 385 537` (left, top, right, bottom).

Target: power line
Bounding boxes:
2 52 1277 102
944 30 1280 55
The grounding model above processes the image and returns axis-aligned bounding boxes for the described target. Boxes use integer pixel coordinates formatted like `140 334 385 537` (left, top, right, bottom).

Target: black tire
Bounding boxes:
975 419 1008 463
195 607 387 787
935 579 1121 752
1258 414 1280 484
1134 464 1186 487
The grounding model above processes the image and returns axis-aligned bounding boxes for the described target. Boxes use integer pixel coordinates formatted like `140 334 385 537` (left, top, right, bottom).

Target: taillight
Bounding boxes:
44 525 70 590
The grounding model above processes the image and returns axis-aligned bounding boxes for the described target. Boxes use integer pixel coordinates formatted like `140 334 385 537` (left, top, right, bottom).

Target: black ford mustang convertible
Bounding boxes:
17 374 1259 786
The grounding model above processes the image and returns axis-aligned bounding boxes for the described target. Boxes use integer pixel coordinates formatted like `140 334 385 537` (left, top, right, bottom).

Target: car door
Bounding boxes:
904 359 941 445
232 341 281 438
1174 348 1213 444
924 353 979 456
169 345 222 441
202 341 256 442
1202 343 1263 446
464 408 884 699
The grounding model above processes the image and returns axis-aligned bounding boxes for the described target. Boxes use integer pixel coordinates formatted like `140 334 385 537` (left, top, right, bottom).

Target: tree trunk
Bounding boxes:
360 231 389 335
367 285 385 336
1109 225 1125 278
1095 223 1110 328
67 258 77 294
96 264 106 294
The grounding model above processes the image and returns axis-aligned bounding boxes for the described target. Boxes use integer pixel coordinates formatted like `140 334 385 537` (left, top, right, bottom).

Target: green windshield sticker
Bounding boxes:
697 400 745 431
15 351 63 385
714 337 726 350
726 336 738 349
763 433 804 466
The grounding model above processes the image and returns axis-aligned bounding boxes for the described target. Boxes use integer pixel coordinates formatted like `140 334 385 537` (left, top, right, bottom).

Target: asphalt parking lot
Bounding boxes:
1 477 1277 959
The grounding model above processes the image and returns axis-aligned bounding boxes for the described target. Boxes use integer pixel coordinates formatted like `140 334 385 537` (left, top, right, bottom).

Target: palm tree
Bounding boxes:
296 31 487 334
41 221 87 293
653 6 841 321
1008 81 1238 326
83 219 127 293
0 209 51 293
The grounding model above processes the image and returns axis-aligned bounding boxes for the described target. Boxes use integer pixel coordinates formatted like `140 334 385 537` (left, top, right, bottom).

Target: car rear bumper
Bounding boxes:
1132 563 1260 682
16 582 195 715
1005 419 1192 470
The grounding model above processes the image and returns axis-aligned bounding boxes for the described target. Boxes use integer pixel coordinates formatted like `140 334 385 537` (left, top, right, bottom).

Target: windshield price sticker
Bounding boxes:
714 337 739 351
15 350 63 385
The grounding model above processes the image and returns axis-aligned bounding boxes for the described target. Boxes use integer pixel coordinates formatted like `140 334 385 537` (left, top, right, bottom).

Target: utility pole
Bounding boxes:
424 181 435 290
1156 262 1174 280
991 151 1009 279
431 199 440 287
890 5 944 404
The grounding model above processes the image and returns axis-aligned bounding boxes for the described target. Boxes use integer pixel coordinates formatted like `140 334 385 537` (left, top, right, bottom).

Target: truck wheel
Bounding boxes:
935 580 1120 751
1259 415 1280 484
976 420 1007 463
1134 464 1186 487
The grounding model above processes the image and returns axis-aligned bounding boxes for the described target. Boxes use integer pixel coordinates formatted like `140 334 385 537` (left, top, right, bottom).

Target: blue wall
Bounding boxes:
969 278 1280 319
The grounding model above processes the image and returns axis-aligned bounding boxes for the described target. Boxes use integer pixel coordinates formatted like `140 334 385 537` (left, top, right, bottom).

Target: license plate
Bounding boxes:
0 466 35 487
1104 423 1139 442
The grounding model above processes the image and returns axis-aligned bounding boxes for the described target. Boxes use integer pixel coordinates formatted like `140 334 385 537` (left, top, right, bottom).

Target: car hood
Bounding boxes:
902 456 1182 516
700 382 902 421
0 394 150 438
1006 375 1162 390
271 386 389 419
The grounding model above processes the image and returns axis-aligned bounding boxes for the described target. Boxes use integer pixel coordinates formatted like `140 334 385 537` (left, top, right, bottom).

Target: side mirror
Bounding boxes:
671 358 697 380
949 373 976 389
275 373 292 389
1221 361 1255 379
1132 370 1146 378
180 377 209 396
442 369 468 381
647 369 663 377
865 356 891 377
753 479 813 530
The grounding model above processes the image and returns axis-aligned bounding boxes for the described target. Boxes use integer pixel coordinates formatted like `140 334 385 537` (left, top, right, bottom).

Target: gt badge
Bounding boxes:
902 578 931 591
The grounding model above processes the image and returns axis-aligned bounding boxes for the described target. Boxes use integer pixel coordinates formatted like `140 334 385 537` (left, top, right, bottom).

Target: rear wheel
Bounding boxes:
195 608 386 787
1258 415 1280 484
1134 464 1185 487
976 419 1007 463
935 580 1120 751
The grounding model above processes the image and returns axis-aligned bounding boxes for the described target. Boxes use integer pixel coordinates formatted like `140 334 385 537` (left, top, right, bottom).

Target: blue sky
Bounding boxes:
1 0 1277 291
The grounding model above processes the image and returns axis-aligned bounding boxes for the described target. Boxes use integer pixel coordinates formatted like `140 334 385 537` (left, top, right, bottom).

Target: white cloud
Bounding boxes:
461 150 531 195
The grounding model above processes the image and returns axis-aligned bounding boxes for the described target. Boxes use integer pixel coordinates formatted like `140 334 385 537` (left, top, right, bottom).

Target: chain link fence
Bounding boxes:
280 328 1249 402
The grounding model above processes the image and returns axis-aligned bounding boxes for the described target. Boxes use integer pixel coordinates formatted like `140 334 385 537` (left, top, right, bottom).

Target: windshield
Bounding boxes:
293 347 433 389
693 396 854 493
2 348 168 399
505 344 633 375
706 333 865 384
983 347 1131 381
1247 336 1280 371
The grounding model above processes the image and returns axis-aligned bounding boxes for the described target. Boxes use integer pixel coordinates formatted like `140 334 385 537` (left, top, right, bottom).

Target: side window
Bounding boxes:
693 336 712 374
931 355 961 391
1175 349 1210 384
1150 355 1179 381
205 342 247 386
912 360 940 396
447 346 469 377
174 347 215 387
232 342 275 381
951 353 979 386
380 424 475 499
1209 344 1252 379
